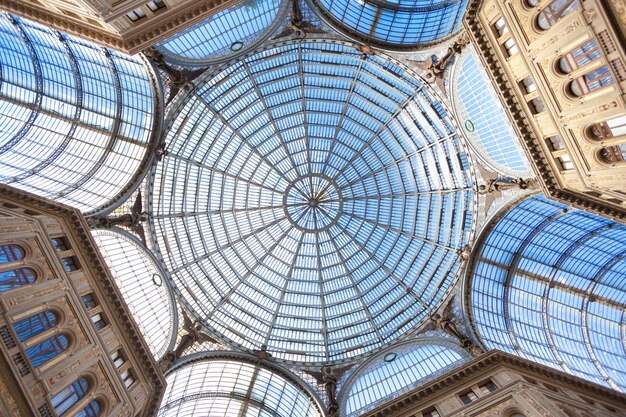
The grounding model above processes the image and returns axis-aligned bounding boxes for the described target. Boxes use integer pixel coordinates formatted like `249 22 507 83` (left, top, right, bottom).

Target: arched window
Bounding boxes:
600 144 626 163
559 39 602 73
51 377 89 416
13 310 58 342
537 0 578 30
0 267 37 292
588 115 626 140
76 400 101 417
0 244 25 263
25 333 69 367
569 66 615 97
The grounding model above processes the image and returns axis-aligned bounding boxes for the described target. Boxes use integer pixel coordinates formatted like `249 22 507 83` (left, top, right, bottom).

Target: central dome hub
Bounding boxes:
284 174 342 232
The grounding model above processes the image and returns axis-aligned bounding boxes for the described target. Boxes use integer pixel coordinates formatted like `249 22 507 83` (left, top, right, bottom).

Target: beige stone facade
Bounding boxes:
0 0 238 54
465 0 626 222
361 351 626 417
0 185 165 417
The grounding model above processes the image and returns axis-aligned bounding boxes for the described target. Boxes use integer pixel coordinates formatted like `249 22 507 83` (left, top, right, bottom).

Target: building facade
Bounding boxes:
0 185 164 417
465 0 626 221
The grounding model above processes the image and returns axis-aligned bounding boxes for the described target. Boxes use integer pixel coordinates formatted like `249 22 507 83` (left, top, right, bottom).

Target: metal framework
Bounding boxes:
150 39 475 365
451 46 532 178
0 13 159 214
155 0 289 67
92 228 178 360
159 352 325 417
467 195 626 393
308 0 469 50
338 337 471 417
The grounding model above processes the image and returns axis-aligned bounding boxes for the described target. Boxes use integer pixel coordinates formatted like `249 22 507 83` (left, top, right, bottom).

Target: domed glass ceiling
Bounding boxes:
311 0 469 49
151 40 475 364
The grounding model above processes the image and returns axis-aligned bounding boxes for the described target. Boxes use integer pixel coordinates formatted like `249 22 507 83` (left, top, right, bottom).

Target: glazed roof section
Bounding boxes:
151 40 475 364
0 13 157 214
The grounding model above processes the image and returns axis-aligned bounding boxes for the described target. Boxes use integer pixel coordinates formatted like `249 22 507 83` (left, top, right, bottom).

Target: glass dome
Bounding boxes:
0 13 158 214
468 195 626 392
311 0 469 49
340 338 471 417
154 0 288 66
158 356 324 417
92 229 176 360
151 40 475 364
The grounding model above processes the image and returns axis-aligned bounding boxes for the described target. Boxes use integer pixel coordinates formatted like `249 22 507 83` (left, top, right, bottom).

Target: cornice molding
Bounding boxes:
0 0 236 54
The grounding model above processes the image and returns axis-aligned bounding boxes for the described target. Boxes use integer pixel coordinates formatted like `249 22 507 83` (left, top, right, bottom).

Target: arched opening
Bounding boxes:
0 267 37 292
558 39 601 74
0 244 25 263
537 0 578 30
13 310 58 342
25 333 69 367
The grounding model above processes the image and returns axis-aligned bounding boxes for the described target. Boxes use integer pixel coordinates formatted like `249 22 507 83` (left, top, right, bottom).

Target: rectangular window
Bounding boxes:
459 390 478 405
548 135 564 151
521 76 537 94
146 0 166 12
91 313 106 330
111 350 125 368
479 380 498 394
127 7 146 22
81 293 97 310
121 369 134 388
558 154 575 170
62 256 79 272
51 237 69 252
531 97 546 113
422 407 441 417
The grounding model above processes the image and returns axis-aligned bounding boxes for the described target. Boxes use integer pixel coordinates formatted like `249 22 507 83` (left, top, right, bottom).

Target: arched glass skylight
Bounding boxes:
468 195 626 393
311 0 469 49
158 357 324 417
0 13 158 214
92 229 175 360
151 40 475 364
454 48 531 176
340 339 471 417
154 0 287 66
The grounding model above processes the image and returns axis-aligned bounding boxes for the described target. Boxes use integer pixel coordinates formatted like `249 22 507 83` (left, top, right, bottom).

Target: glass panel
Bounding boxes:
0 267 37 292
158 359 323 417
13 310 57 342
0 244 25 263
51 377 89 416
456 48 530 174
0 14 155 213
470 195 626 392
155 0 283 65
314 0 469 47
153 41 475 363
92 230 175 359
25 333 68 367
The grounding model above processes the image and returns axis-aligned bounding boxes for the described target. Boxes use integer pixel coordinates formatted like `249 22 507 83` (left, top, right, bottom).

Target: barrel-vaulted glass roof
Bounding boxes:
311 0 469 49
0 13 158 214
159 356 324 417
468 195 626 392
453 48 531 177
340 338 471 417
92 229 176 360
151 40 475 364
155 0 287 66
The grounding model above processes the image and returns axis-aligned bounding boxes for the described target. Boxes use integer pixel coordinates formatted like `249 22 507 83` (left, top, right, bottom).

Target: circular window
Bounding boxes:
230 41 244 51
